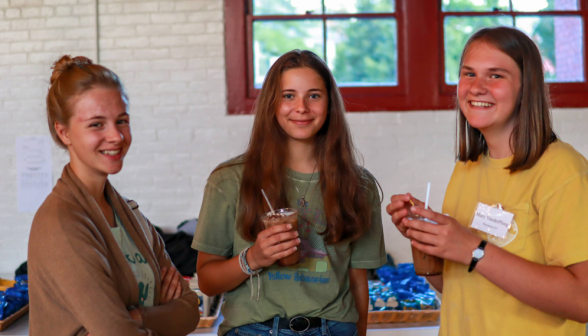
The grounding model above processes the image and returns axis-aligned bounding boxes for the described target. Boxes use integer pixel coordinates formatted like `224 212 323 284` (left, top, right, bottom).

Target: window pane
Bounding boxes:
442 0 509 12
253 20 324 88
512 0 578 12
516 16 584 82
253 0 322 15
444 16 513 84
325 0 394 14
326 18 397 86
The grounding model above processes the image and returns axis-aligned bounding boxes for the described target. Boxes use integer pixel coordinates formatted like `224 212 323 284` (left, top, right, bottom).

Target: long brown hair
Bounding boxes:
236 49 376 244
47 55 128 149
456 27 557 173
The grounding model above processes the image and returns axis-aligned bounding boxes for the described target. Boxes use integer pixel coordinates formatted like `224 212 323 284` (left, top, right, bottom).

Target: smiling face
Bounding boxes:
55 87 131 181
458 41 522 138
276 67 329 145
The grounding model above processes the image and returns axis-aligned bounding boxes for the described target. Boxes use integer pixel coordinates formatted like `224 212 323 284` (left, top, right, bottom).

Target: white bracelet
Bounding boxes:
238 247 262 301
239 247 262 275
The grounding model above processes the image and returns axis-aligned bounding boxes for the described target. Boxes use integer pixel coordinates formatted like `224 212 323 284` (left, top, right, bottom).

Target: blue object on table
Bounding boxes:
369 263 440 312
0 274 29 321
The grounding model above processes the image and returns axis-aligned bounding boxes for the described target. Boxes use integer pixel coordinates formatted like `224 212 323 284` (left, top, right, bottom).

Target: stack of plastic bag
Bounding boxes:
369 264 439 311
0 275 29 320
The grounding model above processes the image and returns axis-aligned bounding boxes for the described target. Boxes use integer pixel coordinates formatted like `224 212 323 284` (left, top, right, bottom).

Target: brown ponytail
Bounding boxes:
46 55 128 149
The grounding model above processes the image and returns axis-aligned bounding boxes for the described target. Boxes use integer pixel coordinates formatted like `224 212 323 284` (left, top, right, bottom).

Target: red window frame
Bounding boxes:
225 0 588 114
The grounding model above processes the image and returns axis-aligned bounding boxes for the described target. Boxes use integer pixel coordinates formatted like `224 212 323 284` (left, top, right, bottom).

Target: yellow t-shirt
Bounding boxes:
440 140 588 336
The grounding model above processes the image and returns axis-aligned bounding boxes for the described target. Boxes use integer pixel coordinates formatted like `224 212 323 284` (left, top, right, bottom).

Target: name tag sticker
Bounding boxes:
470 203 514 239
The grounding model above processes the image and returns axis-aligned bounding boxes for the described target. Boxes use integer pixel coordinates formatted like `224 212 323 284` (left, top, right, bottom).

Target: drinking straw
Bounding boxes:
261 189 275 214
424 182 431 210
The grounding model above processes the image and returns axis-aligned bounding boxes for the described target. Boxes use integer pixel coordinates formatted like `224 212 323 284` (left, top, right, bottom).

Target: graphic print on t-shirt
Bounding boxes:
111 223 155 307
265 174 339 284
267 206 333 284
289 206 333 272
125 252 152 306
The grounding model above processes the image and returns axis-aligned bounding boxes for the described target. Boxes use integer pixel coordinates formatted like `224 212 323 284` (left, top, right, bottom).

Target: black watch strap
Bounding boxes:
468 240 487 273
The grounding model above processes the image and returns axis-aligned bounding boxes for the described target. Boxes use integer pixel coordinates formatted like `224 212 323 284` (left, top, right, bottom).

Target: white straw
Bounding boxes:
424 182 431 210
261 189 275 214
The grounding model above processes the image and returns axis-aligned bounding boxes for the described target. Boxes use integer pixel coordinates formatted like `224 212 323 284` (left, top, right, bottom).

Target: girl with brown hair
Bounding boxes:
192 49 386 336
387 27 588 335
28 55 200 335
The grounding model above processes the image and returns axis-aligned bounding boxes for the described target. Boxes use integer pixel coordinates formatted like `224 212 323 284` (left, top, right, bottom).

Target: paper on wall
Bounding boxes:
16 136 53 213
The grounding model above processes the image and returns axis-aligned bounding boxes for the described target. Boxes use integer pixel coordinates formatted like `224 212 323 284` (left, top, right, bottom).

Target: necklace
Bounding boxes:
294 165 317 208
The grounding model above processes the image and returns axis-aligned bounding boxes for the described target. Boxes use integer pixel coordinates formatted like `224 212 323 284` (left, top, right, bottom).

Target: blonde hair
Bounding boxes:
46 55 128 149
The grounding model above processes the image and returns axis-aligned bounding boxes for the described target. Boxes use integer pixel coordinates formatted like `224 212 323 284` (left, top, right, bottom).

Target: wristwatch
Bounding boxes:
468 240 487 273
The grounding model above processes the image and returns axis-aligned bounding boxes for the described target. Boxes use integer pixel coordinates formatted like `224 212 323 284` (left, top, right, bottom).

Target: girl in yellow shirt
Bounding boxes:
387 27 588 335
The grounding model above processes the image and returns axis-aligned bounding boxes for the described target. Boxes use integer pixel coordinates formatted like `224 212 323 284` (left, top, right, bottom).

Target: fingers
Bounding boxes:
165 270 181 302
250 229 301 269
387 193 429 221
265 238 300 257
407 194 425 208
260 230 299 249
386 196 412 226
258 223 293 239
386 200 405 215
393 220 409 238
172 277 183 300
128 306 144 326
406 226 438 246
389 193 411 204
410 206 450 224
270 245 299 260
389 193 424 207
391 206 409 225
387 195 409 212
403 217 442 235
129 308 140 321
160 266 179 304
386 195 413 238
160 266 172 292
411 239 438 256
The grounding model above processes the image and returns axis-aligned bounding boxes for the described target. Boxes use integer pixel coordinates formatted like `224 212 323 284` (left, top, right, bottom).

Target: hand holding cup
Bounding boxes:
386 193 425 238
404 206 481 266
247 222 301 270
387 189 443 276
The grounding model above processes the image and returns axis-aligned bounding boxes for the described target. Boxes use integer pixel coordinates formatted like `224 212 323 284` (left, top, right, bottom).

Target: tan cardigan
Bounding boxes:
28 165 200 336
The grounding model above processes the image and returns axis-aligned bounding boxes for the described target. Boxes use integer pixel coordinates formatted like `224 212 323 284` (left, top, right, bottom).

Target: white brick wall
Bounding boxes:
0 0 96 273
1 0 588 274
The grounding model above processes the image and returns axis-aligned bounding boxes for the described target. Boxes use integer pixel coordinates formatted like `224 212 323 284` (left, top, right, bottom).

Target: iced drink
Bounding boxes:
260 208 300 267
407 214 444 276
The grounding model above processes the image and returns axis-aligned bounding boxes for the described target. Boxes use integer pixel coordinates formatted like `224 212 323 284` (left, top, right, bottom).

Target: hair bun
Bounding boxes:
50 55 94 85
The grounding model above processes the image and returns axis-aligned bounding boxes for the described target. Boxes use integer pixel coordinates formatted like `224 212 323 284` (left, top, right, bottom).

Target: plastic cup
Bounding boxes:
260 208 300 267
407 214 444 276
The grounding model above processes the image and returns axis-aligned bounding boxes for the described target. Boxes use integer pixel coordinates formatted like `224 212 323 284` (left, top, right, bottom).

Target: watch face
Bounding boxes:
473 249 485 259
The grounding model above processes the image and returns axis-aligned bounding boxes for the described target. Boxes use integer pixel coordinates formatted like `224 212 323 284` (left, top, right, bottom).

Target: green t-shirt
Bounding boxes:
192 156 386 335
110 212 156 307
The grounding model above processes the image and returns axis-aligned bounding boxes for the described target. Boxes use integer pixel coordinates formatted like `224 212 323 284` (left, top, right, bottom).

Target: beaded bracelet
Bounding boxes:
239 247 262 301
239 247 261 275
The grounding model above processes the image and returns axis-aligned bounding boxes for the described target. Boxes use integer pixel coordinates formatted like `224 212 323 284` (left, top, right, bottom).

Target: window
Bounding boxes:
251 1 398 88
441 0 586 97
226 1 588 114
